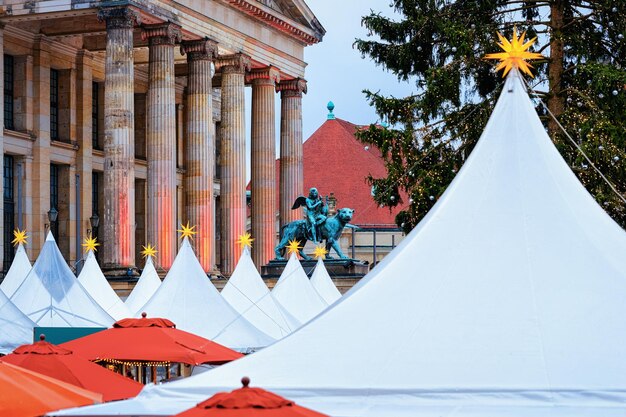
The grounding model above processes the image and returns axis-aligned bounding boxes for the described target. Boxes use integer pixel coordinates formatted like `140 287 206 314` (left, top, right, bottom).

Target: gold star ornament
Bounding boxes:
141 243 158 259
286 239 302 256
485 27 544 78
82 235 100 253
11 229 28 246
312 245 328 260
236 233 254 250
177 222 197 240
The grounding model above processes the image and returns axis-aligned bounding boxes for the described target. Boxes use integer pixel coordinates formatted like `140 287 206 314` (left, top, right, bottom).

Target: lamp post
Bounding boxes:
45 207 59 235
88 213 100 237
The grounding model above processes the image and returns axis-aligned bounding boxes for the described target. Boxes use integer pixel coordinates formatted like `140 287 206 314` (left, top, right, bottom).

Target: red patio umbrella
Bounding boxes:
1 335 143 401
0 361 101 417
174 377 328 417
61 313 243 365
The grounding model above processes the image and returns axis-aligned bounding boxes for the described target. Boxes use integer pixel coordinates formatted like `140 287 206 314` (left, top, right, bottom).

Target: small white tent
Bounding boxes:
10 233 114 328
271 253 327 324
77 250 131 320
139 238 274 351
57 70 626 417
0 243 32 297
124 256 161 315
221 247 300 339
309 258 341 305
0 288 35 354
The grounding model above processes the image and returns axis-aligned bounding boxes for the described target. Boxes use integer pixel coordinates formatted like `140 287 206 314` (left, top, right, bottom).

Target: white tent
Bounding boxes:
139 238 274 351
0 288 35 354
310 258 341 305
0 243 32 297
124 256 161 315
270 253 327 324
221 247 300 339
10 233 114 328
50 70 626 416
77 250 131 320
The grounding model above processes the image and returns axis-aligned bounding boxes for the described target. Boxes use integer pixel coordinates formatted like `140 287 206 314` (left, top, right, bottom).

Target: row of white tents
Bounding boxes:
0 231 343 354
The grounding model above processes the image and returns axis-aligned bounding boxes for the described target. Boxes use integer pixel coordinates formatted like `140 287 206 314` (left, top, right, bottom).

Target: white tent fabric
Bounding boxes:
77 250 131 320
0 243 32 297
221 247 300 339
125 256 161 315
10 233 114 328
139 238 274 351
0 288 35 354
270 253 327 324
50 70 626 417
310 258 341 305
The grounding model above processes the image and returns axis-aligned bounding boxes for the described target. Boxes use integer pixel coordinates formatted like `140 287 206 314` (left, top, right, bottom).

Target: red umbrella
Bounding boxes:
174 377 328 417
1 335 143 402
61 313 243 365
0 361 101 417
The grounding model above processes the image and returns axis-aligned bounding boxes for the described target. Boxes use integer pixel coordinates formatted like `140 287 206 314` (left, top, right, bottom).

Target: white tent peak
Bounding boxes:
310 258 341 305
45 231 55 242
125 256 161 316
0 243 32 298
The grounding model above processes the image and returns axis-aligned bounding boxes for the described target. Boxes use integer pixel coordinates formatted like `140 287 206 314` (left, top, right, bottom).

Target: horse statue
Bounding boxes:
275 208 357 260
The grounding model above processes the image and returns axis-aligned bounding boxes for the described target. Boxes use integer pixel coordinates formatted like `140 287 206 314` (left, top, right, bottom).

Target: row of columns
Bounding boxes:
98 7 305 275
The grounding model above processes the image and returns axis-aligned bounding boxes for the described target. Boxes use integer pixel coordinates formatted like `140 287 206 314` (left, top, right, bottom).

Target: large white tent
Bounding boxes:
138 238 274 351
0 243 32 297
10 233 114 328
0 288 35 354
270 253 327 324
124 256 161 315
77 250 131 320
310 258 341 305
221 247 300 339
50 71 626 416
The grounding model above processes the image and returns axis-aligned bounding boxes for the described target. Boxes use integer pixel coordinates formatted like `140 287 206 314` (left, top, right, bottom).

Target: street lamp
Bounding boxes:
45 207 58 233
88 213 99 236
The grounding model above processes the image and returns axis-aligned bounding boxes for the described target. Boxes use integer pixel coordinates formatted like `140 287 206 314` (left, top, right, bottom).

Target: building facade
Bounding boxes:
0 0 323 276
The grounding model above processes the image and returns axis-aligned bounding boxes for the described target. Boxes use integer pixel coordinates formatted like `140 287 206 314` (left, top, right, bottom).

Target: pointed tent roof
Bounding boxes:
125 257 161 315
61 70 626 416
221 247 300 339
270 253 327 324
77 251 131 320
139 238 274 351
309 258 341 305
0 289 35 354
9 233 114 328
0 243 32 297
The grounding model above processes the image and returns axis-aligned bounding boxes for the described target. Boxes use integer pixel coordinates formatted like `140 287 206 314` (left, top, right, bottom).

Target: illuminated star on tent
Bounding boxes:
286 239 302 256
312 245 328 260
484 27 544 77
141 244 158 259
177 222 197 240
11 229 28 246
82 235 100 253
236 233 254 250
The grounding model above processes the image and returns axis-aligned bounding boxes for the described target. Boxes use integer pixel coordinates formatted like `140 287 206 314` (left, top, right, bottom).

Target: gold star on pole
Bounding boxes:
141 243 158 259
82 235 100 253
177 222 197 240
484 27 544 78
312 245 328 260
12 229 29 246
236 233 254 250
286 239 302 256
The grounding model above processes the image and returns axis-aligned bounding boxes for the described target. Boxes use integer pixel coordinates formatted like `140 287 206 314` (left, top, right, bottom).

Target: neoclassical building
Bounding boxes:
0 0 323 277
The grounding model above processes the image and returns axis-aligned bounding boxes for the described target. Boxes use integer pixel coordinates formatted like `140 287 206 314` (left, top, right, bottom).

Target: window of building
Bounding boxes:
92 82 100 150
50 69 59 141
3 54 14 130
3 155 15 272
50 164 59 239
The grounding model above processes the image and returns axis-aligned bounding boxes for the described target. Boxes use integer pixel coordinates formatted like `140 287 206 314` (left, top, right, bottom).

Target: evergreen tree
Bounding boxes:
354 1 626 232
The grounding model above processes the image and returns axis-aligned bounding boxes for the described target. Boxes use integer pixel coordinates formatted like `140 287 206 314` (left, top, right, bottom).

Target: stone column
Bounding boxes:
0 25 4 266
142 23 181 270
248 66 280 268
98 7 140 273
181 39 218 272
215 53 250 276
277 78 307 227
76 51 94 249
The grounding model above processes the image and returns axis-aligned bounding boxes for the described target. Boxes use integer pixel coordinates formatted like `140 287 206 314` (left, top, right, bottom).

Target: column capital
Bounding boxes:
246 66 280 85
277 78 307 98
141 23 182 46
76 49 95 63
215 53 251 75
181 38 219 62
97 6 141 29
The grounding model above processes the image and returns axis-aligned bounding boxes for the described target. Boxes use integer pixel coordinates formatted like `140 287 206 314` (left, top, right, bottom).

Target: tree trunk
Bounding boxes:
547 0 565 138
